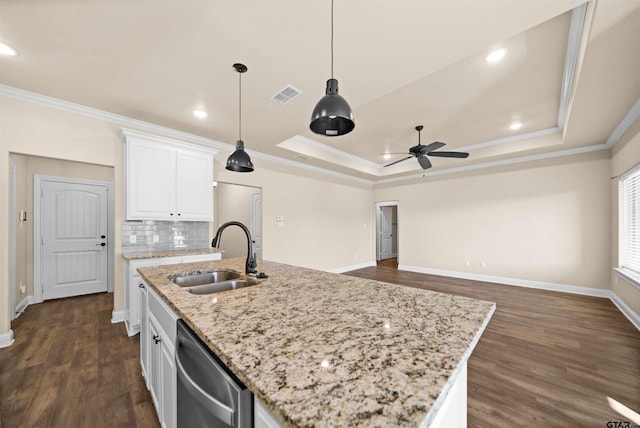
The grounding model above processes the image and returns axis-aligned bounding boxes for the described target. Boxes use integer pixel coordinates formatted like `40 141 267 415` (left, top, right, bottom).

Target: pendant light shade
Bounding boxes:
310 0 355 137
226 140 254 172
310 78 354 136
226 63 254 173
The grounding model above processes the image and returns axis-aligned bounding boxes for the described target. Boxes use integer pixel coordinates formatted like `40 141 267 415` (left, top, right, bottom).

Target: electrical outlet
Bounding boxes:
129 235 137 244
465 260 471 267
19 282 26 294
153 234 159 243
481 261 486 268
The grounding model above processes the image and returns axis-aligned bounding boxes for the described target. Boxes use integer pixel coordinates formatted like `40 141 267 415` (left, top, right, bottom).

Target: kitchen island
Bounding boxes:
138 258 495 427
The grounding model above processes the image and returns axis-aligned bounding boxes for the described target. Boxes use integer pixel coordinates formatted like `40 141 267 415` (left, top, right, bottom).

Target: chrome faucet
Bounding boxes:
211 221 257 275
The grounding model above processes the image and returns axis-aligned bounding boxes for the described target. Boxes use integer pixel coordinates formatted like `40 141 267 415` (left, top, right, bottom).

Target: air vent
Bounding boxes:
271 85 302 104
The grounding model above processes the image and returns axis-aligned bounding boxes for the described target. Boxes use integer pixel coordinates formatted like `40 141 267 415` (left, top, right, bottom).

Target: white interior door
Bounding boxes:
41 180 109 300
250 190 262 260
379 206 393 260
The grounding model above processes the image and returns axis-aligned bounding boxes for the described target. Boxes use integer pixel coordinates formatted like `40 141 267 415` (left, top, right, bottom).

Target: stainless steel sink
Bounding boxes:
186 279 252 295
172 270 241 287
170 269 258 295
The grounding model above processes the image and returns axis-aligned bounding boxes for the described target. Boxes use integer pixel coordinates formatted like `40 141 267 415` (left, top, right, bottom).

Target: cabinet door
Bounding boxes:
148 316 162 414
129 277 142 334
175 149 213 221
140 282 149 384
127 141 176 220
255 397 283 428
160 341 176 428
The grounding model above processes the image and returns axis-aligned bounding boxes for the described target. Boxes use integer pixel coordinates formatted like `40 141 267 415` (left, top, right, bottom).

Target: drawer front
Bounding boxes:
148 287 179 344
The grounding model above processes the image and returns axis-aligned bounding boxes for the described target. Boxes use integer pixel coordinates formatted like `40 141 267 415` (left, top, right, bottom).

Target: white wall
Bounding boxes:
611 116 640 317
374 151 612 290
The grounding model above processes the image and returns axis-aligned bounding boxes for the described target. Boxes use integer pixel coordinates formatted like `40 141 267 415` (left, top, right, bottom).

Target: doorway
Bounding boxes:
214 182 262 260
376 202 398 267
34 175 114 302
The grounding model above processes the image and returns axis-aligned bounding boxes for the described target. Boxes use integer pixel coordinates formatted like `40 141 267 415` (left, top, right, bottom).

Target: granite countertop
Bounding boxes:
121 247 223 260
138 258 495 427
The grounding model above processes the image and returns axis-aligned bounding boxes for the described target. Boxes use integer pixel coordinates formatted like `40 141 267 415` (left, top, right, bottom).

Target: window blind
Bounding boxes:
622 164 640 274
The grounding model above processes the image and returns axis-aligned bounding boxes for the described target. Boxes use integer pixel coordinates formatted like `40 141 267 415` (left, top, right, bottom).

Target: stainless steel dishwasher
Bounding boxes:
176 320 253 428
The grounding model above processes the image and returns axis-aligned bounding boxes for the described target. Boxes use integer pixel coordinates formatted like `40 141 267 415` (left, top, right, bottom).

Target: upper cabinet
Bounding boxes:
122 129 217 221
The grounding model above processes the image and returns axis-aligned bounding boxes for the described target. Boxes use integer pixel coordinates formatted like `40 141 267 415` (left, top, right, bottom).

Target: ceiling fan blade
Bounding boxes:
383 156 413 167
421 142 446 153
428 151 469 158
417 154 432 169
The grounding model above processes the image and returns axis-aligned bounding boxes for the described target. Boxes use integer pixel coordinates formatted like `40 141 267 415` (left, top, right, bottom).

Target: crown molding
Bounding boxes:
1 84 634 187
606 97 640 148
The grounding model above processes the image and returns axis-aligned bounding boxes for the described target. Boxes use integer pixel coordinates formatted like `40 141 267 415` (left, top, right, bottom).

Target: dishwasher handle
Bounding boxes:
175 346 236 427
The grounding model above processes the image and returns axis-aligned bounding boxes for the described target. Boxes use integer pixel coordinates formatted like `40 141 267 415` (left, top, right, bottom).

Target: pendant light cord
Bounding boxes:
238 70 242 141
330 0 334 79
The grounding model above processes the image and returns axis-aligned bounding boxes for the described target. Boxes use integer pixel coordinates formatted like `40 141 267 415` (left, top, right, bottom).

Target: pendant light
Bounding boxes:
226 63 254 172
309 0 355 136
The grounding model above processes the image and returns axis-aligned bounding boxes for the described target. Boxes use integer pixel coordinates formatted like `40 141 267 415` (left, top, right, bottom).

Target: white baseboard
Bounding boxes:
399 264 640 331
610 292 640 331
15 295 35 319
0 330 15 348
399 265 611 298
329 261 376 274
126 322 140 337
111 310 126 324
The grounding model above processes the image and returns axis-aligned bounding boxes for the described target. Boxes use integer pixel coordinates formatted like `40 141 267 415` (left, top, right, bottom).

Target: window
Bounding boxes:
621 164 640 275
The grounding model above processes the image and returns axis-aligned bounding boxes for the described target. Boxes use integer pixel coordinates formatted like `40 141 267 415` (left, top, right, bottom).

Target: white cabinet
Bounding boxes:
146 285 179 428
124 253 221 336
122 128 216 221
255 397 283 428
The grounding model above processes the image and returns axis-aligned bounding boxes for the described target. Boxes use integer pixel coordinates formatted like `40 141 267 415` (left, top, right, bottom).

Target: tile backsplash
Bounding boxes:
122 220 210 254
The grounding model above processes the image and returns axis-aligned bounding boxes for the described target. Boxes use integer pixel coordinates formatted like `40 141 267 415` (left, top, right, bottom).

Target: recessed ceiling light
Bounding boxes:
383 153 391 160
192 109 208 119
0 42 17 56
485 48 507 63
509 121 522 131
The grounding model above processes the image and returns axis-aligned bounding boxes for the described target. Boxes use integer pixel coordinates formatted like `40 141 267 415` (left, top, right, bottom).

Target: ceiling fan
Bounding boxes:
383 125 469 170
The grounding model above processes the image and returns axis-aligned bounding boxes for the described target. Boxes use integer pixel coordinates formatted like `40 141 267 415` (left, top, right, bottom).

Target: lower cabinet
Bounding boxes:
255 397 283 428
143 284 179 428
125 252 221 336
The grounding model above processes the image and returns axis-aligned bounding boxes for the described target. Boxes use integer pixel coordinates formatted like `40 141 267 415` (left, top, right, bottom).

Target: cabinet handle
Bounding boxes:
155 337 161 344
170 213 174 216
177 213 181 216
138 283 145 289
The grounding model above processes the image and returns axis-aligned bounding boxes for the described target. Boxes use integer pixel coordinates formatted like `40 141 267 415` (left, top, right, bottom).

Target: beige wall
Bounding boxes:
0 94 375 336
214 182 258 259
374 151 612 289
1 95 125 335
611 116 640 316
2 91 637 339
214 158 375 271
10 153 114 301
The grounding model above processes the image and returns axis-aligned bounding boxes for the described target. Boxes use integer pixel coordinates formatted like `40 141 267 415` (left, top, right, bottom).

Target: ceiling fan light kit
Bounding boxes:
226 63 254 173
309 0 355 137
383 125 469 170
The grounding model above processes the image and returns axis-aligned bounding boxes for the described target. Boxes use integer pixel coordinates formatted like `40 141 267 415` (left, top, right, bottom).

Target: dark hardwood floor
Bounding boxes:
0 293 158 428
1 268 639 427
346 266 640 427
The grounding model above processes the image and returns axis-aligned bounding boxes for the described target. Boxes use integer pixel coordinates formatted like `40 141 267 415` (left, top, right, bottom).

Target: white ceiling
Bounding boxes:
1 0 639 182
